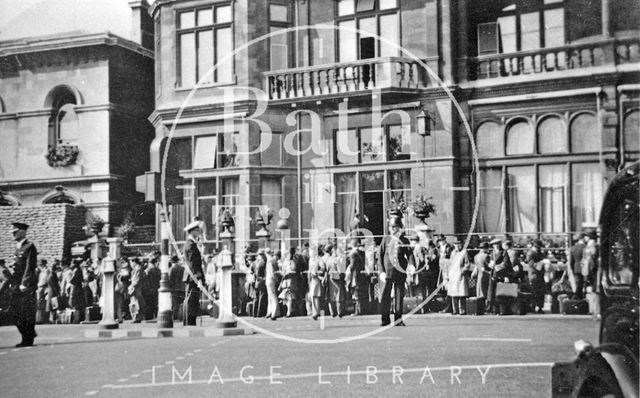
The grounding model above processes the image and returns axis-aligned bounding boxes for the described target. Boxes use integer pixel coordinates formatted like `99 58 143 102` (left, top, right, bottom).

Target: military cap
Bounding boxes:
490 238 502 246
12 222 29 231
183 220 202 233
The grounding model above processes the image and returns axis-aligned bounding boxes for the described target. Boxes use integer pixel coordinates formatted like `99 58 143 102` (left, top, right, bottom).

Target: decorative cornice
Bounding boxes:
0 174 126 189
149 101 255 127
0 103 143 121
0 32 153 59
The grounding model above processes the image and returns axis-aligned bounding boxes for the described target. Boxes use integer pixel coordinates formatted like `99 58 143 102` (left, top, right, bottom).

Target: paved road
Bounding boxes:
0 314 598 398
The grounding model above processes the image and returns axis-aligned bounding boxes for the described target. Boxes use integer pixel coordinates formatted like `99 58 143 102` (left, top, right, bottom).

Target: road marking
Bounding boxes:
101 385 113 388
85 391 98 396
165 361 174 365
185 352 194 356
0 352 7 355
458 338 532 343
130 374 140 378
194 349 202 353
210 343 217 346
176 356 184 360
320 311 325 330
107 362 555 389
116 378 128 383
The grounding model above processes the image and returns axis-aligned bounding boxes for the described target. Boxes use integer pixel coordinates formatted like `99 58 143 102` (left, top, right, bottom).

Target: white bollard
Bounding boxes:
98 255 118 329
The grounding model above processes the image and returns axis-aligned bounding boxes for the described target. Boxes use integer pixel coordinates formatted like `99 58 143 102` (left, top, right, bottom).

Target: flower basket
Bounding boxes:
46 144 79 167
411 195 436 221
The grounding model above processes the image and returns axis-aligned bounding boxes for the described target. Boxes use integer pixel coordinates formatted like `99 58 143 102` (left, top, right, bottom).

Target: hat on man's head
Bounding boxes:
184 220 201 233
12 222 29 232
478 241 489 249
503 240 513 246
490 238 502 246
436 234 446 242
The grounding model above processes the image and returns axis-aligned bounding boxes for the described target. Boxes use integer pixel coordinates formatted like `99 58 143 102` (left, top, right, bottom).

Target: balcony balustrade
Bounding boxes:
468 37 639 80
263 57 427 101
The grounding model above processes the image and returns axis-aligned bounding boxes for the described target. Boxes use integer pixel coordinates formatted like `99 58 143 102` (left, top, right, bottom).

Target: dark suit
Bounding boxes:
182 238 204 325
377 233 414 324
11 240 38 343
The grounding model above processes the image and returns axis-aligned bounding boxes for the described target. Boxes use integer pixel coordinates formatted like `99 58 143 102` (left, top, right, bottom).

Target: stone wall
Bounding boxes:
0 204 86 263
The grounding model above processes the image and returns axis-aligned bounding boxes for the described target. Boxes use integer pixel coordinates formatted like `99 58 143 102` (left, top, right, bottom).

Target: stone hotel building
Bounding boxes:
141 0 637 249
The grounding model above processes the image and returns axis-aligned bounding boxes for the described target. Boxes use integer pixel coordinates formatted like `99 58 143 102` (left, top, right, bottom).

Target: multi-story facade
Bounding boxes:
0 0 155 259
144 0 639 251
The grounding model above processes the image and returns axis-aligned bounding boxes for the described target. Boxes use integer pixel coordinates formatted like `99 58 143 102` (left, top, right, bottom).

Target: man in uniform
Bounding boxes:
9 222 38 346
376 216 414 326
182 221 205 326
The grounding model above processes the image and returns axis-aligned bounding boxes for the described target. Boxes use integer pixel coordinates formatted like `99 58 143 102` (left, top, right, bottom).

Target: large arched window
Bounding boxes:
0 191 20 206
570 113 599 152
506 119 534 155
623 109 639 152
537 115 567 154
46 86 81 148
42 186 81 205
476 121 503 157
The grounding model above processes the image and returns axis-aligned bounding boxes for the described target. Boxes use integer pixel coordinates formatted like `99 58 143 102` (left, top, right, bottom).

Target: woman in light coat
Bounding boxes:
447 240 471 315
307 245 326 320
265 249 280 320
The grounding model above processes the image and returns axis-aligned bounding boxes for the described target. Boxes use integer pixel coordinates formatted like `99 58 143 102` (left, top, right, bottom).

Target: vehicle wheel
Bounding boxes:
573 356 624 398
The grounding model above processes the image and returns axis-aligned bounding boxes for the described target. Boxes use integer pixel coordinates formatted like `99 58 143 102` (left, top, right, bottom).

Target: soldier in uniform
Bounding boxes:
376 215 414 326
182 221 205 326
9 222 38 347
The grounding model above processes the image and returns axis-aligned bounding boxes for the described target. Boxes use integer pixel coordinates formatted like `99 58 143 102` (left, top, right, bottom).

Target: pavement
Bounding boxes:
0 312 599 398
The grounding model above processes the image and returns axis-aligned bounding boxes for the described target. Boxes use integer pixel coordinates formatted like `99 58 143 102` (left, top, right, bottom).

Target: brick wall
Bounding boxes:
0 204 86 263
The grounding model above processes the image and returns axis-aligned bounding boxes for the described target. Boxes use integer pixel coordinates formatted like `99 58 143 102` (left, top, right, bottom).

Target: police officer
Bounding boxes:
377 215 414 326
182 221 205 326
10 222 38 347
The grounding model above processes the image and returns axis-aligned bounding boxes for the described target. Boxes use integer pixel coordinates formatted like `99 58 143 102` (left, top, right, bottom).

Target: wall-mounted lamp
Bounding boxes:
416 110 435 136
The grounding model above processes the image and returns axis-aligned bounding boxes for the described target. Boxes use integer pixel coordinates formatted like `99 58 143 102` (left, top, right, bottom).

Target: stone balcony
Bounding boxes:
467 36 640 81
263 57 428 102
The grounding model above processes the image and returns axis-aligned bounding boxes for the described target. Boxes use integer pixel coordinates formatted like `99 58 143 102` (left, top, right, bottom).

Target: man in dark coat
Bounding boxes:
347 238 368 315
487 238 513 315
376 216 414 326
9 222 38 347
168 255 185 321
182 221 205 326
570 233 587 299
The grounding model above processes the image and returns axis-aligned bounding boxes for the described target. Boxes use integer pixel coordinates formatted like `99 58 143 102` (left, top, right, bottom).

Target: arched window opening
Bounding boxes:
42 186 80 205
506 119 534 155
476 121 503 157
623 109 639 152
46 86 80 148
537 115 567 154
570 113 599 152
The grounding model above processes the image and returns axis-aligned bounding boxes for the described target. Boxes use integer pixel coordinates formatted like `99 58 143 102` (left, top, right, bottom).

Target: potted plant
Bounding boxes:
116 213 136 243
411 195 436 222
254 206 273 237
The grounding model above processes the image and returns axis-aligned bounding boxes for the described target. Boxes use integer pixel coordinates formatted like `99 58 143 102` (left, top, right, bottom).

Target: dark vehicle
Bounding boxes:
552 162 639 398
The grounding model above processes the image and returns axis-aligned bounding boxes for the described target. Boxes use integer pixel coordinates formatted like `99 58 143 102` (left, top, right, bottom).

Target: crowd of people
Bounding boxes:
1 223 599 331
236 229 598 322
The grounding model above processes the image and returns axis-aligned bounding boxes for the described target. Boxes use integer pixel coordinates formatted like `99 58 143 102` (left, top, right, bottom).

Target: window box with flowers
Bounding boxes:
46 144 79 167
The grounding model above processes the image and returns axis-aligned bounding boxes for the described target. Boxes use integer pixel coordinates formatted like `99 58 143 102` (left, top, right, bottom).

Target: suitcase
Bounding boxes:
402 296 421 313
58 308 73 324
511 298 528 315
84 305 101 322
554 293 569 314
561 299 589 315
466 297 485 315
586 292 600 315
